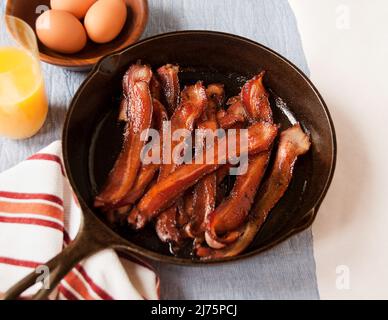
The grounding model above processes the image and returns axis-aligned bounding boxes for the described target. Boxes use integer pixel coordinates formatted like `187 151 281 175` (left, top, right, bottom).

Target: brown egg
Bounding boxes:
36 10 87 54
84 0 127 44
50 0 97 19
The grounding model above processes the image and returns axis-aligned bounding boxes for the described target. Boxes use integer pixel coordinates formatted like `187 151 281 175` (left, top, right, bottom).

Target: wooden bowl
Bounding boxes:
6 0 148 70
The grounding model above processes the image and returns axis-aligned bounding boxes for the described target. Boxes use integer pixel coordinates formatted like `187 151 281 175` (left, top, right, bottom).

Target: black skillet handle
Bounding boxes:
2 208 116 300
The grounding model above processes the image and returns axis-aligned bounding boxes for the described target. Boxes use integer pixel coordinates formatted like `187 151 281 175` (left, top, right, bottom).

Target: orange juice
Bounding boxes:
0 47 48 139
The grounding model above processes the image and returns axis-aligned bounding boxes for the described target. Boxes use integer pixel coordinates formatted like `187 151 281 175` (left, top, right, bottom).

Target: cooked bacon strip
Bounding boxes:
181 188 195 219
155 209 182 244
185 171 216 239
216 109 226 122
217 97 247 129
196 124 311 259
158 82 207 179
95 65 153 207
156 185 196 246
128 122 278 229
155 205 182 244
112 99 168 210
185 85 224 238
205 153 270 248
184 164 232 242
216 164 232 184
118 65 154 122
240 71 272 123
215 169 230 208
118 98 128 122
157 64 180 115
206 83 225 109
115 165 157 207
184 85 224 239
155 82 208 243
205 72 274 248
150 75 162 102
241 72 273 123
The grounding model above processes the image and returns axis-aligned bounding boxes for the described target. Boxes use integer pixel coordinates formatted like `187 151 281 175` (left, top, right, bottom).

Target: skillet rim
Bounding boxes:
63 30 337 265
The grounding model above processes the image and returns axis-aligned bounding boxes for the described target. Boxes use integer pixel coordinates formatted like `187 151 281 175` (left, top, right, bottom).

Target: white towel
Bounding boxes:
0 141 160 300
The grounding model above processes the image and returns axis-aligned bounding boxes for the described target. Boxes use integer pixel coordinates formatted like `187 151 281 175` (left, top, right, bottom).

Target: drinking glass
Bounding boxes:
0 15 48 139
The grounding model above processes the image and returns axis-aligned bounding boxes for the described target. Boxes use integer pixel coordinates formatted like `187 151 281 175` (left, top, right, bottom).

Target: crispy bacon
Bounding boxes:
96 63 314 261
185 171 216 239
184 85 224 239
205 153 270 248
150 76 162 102
157 64 180 115
155 206 182 244
217 97 247 129
128 122 278 229
240 71 272 123
216 164 232 184
206 83 225 110
155 82 208 243
205 72 274 248
156 208 183 244
95 65 153 207
112 99 168 210
118 65 154 122
115 165 157 207
181 188 195 219
215 165 232 208
158 82 207 179
196 124 311 259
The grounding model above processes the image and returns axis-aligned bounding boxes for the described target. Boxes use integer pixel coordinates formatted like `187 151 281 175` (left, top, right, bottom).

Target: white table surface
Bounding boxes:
290 0 388 299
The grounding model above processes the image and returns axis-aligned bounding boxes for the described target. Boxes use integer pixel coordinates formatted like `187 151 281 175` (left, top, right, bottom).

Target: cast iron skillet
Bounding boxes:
3 31 336 300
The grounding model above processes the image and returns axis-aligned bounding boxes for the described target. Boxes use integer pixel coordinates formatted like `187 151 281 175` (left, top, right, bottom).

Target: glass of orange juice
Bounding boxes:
0 15 48 139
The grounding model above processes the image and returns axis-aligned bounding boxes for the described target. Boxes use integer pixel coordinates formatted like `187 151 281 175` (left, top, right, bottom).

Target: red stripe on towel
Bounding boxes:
0 256 42 269
75 265 114 300
0 191 63 206
58 285 79 300
63 273 97 300
27 154 65 176
61 234 114 300
0 216 64 232
0 201 64 221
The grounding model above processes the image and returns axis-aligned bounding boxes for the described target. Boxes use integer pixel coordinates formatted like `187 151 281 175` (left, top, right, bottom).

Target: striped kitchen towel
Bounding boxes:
0 141 160 300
